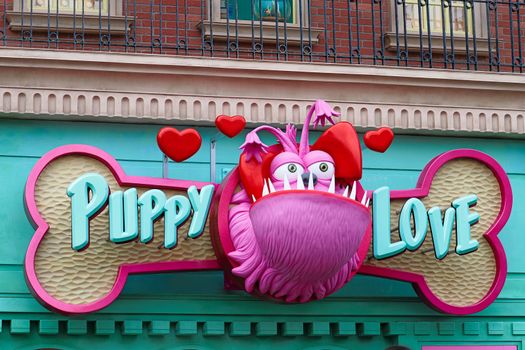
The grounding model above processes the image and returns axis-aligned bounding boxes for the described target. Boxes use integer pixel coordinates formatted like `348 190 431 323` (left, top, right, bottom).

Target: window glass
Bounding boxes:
401 0 473 35
29 0 108 14
220 0 296 24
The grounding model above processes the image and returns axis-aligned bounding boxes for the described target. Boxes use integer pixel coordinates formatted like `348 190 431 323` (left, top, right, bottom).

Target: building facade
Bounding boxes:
0 1 524 349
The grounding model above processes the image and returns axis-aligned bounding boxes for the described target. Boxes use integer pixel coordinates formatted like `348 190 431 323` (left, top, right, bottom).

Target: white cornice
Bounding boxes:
0 47 523 136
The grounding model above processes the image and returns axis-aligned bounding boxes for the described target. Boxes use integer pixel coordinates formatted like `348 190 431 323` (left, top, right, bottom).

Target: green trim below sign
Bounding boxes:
0 319 524 349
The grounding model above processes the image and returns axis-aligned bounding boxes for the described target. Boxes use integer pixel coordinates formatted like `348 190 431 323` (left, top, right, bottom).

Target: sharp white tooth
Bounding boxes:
297 174 305 190
350 181 357 200
262 181 269 197
252 195 257 203
343 185 349 197
365 198 370 207
308 172 314 190
361 192 368 205
268 179 276 193
328 175 336 194
283 174 291 190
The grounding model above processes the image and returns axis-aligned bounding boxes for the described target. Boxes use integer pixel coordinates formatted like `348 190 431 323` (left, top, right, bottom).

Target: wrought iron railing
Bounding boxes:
1 0 524 72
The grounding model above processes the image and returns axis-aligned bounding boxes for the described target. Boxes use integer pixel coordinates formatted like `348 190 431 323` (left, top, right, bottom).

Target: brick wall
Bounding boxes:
0 0 523 72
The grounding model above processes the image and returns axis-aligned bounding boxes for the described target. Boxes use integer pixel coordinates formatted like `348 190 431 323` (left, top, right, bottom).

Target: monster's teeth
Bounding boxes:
262 181 269 197
296 174 305 190
343 185 349 197
361 192 368 206
252 195 257 203
307 172 314 190
328 175 336 194
350 181 357 200
283 174 291 191
268 179 276 193
365 197 371 208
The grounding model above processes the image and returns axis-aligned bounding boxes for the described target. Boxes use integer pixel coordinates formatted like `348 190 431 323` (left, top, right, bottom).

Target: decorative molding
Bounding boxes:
0 48 523 136
1 87 523 135
0 318 523 338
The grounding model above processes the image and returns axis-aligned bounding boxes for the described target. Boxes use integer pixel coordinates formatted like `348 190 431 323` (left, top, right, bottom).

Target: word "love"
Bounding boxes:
67 173 215 251
373 187 480 260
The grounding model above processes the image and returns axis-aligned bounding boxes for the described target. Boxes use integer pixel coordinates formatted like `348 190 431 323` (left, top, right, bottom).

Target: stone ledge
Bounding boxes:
197 20 323 46
384 32 491 57
0 48 523 137
6 12 132 35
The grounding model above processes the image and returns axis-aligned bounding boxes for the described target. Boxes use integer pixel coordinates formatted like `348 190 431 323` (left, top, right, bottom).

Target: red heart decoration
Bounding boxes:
157 127 202 162
364 127 394 153
215 115 246 138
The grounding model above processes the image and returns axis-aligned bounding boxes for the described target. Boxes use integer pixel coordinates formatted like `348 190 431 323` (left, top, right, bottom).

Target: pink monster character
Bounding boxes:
216 100 373 303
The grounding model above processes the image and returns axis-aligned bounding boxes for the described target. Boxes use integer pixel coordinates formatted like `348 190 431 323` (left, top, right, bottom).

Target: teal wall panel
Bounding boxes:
0 119 524 349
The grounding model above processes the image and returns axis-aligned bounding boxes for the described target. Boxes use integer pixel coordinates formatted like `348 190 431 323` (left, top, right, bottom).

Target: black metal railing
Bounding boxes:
1 0 524 72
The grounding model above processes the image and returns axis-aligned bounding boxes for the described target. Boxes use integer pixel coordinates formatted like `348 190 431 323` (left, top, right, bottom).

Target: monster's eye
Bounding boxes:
308 161 335 179
272 162 305 181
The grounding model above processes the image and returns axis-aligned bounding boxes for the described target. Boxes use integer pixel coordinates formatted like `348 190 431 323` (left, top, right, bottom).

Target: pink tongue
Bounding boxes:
249 192 371 282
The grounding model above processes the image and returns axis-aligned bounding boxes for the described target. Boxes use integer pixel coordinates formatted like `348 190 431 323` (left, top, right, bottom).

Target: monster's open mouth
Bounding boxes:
252 175 371 208
226 178 372 303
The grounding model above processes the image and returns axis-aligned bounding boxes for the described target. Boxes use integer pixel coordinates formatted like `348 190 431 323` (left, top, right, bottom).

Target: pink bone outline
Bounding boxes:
24 144 221 315
359 148 512 315
26 146 512 315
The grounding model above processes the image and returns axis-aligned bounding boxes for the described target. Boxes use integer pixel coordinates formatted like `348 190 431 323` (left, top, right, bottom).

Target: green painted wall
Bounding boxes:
0 119 524 350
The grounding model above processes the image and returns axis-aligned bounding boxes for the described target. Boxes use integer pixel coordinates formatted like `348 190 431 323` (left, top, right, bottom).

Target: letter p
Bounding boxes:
67 173 109 251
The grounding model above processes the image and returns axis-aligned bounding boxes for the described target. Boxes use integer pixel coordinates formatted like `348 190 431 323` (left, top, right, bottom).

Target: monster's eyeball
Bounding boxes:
272 162 304 182
303 150 335 181
270 152 303 182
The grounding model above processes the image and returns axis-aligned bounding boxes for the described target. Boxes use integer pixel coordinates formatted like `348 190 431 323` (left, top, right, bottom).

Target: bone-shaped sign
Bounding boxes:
24 145 221 314
24 145 511 315
360 150 512 315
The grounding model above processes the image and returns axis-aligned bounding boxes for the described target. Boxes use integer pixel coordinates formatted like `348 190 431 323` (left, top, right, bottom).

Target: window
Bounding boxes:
220 0 295 24
30 0 109 15
403 0 474 35
386 0 490 55
199 0 322 46
7 0 131 34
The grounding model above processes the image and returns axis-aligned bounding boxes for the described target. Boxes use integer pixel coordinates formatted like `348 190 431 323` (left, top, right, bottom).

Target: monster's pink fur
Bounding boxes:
228 188 368 303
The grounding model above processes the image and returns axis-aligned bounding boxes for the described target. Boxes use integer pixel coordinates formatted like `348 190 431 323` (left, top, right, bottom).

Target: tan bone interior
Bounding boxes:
364 158 500 307
33 155 216 305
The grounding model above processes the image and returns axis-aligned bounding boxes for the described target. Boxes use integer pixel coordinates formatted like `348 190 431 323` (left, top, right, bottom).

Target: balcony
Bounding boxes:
0 0 523 73
0 0 523 138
